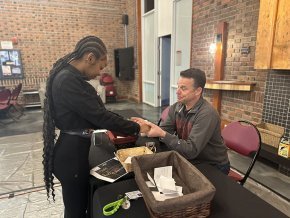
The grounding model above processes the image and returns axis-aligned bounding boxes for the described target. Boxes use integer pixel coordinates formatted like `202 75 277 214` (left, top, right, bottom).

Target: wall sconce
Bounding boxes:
209 43 217 55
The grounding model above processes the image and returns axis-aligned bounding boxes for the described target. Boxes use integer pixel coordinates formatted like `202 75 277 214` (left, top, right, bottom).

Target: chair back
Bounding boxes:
222 121 260 156
157 106 170 126
222 120 261 185
0 89 11 110
10 83 22 101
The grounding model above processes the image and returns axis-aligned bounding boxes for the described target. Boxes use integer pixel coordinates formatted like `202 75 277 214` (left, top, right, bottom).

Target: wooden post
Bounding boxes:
212 22 228 114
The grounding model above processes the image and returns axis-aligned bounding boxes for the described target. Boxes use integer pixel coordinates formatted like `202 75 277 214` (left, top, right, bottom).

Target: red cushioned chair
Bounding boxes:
10 83 23 114
0 89 11 111
222 120 261 185
10 83 22 105
0 89 12 123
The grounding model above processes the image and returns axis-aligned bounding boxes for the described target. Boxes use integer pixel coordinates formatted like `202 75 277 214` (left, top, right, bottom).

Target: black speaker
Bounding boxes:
122 14 128 25
114 47 134 81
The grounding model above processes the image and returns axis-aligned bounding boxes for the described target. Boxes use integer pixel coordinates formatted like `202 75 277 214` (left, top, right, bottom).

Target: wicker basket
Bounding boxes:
132 151 216 218
115 146 153 172
256 122 284 148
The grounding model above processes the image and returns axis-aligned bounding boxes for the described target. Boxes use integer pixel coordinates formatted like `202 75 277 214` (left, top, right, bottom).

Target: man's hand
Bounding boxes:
130 117 150 134
131 117 166 138
146 121 166 138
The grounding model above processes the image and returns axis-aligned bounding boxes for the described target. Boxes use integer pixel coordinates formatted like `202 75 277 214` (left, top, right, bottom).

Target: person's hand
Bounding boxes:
139 122 151 134
130 117 150 134
130 117 145 123
145 121 166 138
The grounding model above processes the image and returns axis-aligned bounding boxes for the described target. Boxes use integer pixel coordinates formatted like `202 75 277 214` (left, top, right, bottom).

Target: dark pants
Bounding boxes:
53 133 91 218
215 162 230 175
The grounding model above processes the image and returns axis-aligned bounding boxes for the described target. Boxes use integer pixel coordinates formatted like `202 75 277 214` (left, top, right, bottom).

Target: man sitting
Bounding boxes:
134 68 230 174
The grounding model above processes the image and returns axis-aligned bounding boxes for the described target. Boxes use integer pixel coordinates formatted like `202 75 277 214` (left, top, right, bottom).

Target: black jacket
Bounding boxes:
51 64 140 136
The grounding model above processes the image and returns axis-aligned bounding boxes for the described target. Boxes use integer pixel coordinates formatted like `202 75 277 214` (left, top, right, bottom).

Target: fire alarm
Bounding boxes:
11 36 18 44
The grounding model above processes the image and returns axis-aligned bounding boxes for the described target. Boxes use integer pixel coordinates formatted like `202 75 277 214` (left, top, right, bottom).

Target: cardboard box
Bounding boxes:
257 122 284 148
116 146 153 172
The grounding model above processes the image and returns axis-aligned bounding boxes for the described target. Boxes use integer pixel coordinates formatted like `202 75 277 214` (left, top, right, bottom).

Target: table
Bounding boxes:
88 134 163 218
92 164 288 218
87 108 160 217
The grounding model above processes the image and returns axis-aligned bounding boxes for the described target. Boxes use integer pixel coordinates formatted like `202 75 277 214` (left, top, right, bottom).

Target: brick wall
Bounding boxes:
0 0 140 102
191 0 265 124
2 0 289 136
116 0 140 101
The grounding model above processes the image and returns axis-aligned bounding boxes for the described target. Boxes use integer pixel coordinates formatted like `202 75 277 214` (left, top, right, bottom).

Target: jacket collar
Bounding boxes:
66 64 90 81
176 97 204 114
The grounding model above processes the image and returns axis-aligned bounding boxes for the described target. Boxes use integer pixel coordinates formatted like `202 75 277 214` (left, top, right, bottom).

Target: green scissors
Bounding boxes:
103 196 130 216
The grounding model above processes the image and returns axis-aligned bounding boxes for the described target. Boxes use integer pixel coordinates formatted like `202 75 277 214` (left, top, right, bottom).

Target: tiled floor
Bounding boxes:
0 100 289 217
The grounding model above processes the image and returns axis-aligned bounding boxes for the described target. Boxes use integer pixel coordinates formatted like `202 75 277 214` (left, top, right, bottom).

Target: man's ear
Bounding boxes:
196 87 203 96
86 52 96 64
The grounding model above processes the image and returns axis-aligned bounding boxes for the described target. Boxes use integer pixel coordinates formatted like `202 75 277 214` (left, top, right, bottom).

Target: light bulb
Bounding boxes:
209 43 217 54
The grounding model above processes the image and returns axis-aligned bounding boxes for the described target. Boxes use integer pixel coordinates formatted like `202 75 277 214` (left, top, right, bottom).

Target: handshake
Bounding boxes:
130 117 166 138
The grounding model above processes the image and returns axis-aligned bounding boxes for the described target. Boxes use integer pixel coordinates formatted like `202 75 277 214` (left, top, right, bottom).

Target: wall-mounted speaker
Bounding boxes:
122 14 128 25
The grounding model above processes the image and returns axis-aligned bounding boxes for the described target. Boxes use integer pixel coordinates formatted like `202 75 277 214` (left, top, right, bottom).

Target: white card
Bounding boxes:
147 172 156 186
125 190 142 200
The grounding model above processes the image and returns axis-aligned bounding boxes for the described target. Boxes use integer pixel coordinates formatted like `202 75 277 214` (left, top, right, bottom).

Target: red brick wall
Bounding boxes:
0 0 140 101
116 0 140 101
191 0 266 123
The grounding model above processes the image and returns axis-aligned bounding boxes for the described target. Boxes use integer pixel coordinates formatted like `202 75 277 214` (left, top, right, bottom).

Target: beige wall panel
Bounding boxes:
255 0 278 69
271 0 290 69
157 0 173 37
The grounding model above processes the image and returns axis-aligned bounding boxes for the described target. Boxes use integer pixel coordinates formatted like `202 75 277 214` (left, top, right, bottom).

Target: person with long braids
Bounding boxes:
42 36 149 218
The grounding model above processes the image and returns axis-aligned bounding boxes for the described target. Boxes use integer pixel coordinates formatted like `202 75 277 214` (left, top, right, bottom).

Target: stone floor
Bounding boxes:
0 100 289 217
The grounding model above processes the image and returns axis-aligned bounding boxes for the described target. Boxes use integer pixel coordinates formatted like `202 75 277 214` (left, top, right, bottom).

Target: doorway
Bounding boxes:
159 35 171 107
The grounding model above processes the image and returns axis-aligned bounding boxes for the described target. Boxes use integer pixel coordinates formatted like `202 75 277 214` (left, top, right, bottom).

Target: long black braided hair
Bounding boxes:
42 36 107 201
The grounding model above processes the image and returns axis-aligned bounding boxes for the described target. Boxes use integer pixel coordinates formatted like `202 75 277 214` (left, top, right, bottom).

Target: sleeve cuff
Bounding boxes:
159 132 167 141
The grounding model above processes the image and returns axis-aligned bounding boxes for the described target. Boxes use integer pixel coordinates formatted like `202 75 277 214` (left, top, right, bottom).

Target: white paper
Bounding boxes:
176 186 183 195
1 41 13 49
147 173 156 186
152 191 181 201
159 175 176 191
148 166 184 201
160 185 183 196
125 190 142 200
124 156 132 164
145 180 156 188
154 166 172 187
152 191 167 201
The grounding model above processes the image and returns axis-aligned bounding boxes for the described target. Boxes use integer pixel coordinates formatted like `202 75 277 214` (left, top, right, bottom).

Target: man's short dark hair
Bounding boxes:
180 68 206 89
